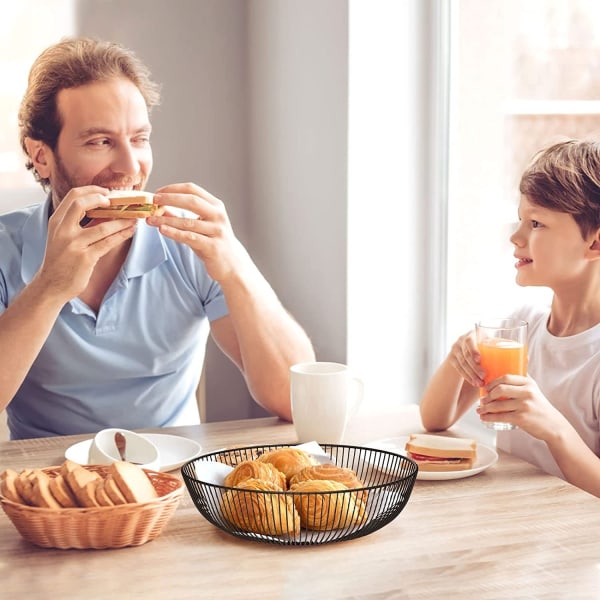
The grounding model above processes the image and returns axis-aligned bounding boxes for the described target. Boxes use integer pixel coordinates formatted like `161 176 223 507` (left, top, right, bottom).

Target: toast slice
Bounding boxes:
64 464 102 507
104 475 128 505
30 470 62 509
109 461 158 503
0 469 25 503
48 474 78 508
95 479 115 507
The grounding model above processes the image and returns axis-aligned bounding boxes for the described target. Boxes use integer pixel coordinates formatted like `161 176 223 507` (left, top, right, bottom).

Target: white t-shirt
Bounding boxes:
497 304 600 478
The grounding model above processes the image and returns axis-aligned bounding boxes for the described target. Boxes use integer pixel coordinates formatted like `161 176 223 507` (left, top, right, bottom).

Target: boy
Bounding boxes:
420 139 600 497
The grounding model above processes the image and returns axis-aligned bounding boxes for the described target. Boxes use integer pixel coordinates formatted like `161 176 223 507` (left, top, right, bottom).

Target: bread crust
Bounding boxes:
85 205 165 219
408 457 473 472
405 434 476 460
109 461 158 503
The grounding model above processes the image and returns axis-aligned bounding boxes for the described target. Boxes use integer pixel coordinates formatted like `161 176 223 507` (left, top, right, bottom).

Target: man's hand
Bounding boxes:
38 186 136 302
148 183 251 284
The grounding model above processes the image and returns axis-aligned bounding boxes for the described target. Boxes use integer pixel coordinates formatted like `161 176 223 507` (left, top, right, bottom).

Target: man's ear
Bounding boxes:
23 138 52 179
587 228 600 259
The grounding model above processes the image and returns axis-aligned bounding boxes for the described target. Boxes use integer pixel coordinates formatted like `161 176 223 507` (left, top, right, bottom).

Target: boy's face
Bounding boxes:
510 194 597 290
46 77 153 206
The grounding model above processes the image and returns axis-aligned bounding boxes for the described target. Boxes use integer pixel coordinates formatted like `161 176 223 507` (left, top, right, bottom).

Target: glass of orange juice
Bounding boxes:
475 318 528 431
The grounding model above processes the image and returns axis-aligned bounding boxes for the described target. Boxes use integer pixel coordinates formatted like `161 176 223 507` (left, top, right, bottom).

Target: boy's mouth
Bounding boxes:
515 257 533 268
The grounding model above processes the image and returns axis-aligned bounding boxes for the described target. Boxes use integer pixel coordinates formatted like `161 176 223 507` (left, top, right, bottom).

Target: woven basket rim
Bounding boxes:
0 464 184 512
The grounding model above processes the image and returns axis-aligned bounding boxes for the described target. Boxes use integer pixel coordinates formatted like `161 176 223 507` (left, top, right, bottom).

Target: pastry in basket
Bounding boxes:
289 464 367 501
221 478 300 537
224 460 287 491
289 479 367 531
257 447 318 483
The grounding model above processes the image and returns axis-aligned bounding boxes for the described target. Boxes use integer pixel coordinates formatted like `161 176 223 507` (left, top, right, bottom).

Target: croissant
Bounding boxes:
221 478 300 537
289 479 367 531
257 447 318 483
224 460 287 491
289 464 367 501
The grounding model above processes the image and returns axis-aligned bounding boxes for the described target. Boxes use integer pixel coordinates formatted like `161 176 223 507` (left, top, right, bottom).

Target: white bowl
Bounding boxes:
88 428 160 471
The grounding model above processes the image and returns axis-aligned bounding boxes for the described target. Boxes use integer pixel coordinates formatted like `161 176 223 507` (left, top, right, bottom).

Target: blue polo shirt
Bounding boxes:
1 197 228 439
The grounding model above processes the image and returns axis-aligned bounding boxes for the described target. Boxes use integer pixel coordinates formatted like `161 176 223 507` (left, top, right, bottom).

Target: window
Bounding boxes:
0 1 74 204
447 0 599 344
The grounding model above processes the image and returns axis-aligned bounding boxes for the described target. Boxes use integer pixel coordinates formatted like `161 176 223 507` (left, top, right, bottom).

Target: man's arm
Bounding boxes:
0 187 136 411
209 267 315 421
149 182 315 420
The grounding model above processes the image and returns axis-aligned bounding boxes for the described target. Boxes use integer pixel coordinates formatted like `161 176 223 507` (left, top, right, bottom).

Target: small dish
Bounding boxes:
88 428 160 471
65 433 202 472
365 436 498 481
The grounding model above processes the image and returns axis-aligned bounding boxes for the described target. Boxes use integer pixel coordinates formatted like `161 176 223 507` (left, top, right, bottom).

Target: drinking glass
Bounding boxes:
475 318 528 431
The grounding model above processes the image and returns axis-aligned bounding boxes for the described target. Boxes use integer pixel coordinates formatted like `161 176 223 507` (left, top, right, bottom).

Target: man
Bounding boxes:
0 38 315 439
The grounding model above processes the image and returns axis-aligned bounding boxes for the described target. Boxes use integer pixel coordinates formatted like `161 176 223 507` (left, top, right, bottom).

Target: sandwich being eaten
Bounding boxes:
85 190 165 219
404 433 476 472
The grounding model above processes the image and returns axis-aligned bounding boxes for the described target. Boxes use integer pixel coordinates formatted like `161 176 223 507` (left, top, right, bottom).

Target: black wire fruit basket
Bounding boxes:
181 443 418 545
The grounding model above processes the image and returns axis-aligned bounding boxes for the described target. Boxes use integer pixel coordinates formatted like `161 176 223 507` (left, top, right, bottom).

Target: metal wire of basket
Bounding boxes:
181 443 418 545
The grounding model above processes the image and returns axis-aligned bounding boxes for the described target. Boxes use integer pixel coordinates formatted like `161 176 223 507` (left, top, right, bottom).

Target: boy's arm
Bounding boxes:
420 356 480 431
546 418 600 497
420 330 485 431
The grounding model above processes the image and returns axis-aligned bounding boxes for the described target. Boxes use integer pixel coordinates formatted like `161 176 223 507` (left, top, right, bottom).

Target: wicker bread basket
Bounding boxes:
0 465 184 549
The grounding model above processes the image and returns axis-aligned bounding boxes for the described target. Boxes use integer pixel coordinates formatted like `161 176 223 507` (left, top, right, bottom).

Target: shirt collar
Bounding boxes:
20 194 167 283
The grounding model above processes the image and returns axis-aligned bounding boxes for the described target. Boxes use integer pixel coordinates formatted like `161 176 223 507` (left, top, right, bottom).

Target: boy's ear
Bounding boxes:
23 138 52 179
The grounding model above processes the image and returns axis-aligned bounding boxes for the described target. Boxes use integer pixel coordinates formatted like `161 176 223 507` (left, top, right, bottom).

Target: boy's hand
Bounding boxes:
448 330 486 388
477 374 563 439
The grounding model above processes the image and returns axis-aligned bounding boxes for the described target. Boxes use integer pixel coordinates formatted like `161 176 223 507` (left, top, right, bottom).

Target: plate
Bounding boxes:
365 435 498 481
65 433 203 472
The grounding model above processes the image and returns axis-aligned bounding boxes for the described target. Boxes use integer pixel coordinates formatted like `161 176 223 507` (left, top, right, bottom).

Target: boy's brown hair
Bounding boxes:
519 139 600 239
18 37 161 187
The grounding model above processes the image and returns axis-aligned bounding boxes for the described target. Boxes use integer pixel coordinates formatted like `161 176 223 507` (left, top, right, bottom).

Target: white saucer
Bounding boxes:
365 435 498 481
65 433 202 472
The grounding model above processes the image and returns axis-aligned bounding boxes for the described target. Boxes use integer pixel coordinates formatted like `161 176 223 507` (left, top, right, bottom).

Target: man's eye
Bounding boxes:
88 139 110 146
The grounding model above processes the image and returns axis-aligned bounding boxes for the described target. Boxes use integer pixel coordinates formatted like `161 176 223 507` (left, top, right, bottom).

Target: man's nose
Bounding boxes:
112 142 140 175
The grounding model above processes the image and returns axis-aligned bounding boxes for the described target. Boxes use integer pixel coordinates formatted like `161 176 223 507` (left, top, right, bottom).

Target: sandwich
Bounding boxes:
404 433 476 472
85 190 165 219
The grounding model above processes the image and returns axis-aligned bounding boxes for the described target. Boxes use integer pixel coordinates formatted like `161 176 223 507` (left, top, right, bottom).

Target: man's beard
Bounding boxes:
51 152 145 209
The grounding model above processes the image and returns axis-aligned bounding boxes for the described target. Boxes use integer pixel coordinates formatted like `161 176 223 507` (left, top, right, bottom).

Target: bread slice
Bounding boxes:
48 474 78 508
64 464 102 508
30 470 62 509
405 433 477 472
109 461 158 503
0 469 26 503
104 475 128 505
95 479 115 507
15 469 36 505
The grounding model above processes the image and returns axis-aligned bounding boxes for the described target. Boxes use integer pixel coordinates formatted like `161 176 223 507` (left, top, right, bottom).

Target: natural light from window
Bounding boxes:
0 0 75 194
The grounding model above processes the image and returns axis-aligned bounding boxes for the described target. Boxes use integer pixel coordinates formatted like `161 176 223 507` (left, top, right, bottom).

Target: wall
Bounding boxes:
76 0 349 421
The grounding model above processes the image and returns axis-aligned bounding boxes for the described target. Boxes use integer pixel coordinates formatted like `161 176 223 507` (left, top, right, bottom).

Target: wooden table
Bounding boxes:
1 405 599 599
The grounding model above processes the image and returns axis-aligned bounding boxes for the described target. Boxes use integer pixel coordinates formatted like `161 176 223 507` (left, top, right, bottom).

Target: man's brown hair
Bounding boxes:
19 37 161 187
519 139 600 239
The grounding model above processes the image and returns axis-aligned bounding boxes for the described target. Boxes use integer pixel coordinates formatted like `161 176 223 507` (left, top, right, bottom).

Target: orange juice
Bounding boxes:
478 338 527 396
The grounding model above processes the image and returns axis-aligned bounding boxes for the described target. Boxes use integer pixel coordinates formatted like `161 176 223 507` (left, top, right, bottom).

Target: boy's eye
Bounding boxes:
531 220 542 228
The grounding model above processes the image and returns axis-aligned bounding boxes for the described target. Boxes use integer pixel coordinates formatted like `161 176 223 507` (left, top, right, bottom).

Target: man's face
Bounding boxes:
49 77 153 206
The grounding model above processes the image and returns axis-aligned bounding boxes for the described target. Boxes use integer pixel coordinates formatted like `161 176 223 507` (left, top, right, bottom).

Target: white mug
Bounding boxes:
290 362 364 444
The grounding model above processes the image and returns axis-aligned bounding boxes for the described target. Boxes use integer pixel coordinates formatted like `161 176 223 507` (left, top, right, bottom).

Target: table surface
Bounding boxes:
1 405 599 600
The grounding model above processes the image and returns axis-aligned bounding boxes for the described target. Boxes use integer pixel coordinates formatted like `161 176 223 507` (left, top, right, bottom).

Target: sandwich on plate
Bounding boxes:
85 190 165 219
404 433 476 472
